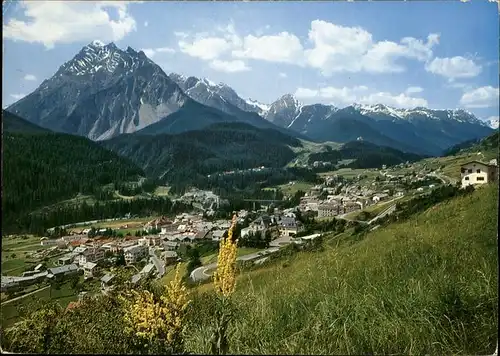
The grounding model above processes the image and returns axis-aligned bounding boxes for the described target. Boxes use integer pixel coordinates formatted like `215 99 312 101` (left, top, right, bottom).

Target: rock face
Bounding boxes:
6 42 282 140
8 42 191 140
168 73 268 115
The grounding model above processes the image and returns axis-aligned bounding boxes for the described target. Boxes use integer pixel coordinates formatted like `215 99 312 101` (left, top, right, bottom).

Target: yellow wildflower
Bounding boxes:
213 215 238 298
122 263 191 353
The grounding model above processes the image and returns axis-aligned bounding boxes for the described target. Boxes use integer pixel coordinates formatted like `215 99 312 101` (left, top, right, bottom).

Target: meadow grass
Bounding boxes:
185 184 498 355
154 185 171 196
0 282 80 329
277 181 315 195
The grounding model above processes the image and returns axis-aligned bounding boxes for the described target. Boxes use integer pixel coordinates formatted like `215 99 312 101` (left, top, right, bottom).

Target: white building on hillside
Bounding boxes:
460 160 499 188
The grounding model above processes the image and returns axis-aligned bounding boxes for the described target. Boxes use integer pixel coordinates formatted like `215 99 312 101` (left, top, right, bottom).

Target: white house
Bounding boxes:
460 160 499 188
372 193 389 203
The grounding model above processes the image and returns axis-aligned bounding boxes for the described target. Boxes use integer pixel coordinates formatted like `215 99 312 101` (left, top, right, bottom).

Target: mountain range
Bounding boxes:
6 41 494 156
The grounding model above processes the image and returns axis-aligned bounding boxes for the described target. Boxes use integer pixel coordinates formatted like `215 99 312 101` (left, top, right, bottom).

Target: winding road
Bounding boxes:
190 237 290 282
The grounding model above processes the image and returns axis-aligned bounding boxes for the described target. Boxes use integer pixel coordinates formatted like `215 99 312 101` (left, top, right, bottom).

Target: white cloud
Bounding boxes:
295 85 427 109
10 93 26 101
3 1 137 49
405 86 423 94
304 20 439 75
179 37 231 60
279 72 287 78
425 56 482 80
176 20 440 76
140 47 175 58
460 86 499 108
144 21 148 27
232 32 304 64
360 91 428 108
209 59 250 73
23 74 37 81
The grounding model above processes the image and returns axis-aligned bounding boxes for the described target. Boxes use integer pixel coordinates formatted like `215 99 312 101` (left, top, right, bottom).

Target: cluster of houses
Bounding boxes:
240 211 303 238
298 182 397 218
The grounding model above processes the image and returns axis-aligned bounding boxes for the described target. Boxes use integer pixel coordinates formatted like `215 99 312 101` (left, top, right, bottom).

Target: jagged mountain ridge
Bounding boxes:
6 40 492 153
162 74 492 156
258 96 493 156
6 42 291 141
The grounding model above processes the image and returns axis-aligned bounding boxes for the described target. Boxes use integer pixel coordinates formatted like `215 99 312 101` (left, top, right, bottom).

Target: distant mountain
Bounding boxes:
485 117 499 129
6 42 290 140
2 110 50 134
168 73 269 116
265 94 303 128
101 122 302 182
259 97 493 156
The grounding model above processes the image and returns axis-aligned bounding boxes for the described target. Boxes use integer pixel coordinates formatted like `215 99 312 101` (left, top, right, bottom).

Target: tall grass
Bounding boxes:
185 184 498 354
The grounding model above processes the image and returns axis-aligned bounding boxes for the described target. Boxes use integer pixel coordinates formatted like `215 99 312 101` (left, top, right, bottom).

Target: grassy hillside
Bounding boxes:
1 185 497 354
186 184 498 354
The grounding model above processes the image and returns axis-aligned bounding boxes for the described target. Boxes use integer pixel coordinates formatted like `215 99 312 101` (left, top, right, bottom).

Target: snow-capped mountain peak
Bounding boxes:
245 98 270 115
485 117 499 129
56 41 146 78
90 40 105 47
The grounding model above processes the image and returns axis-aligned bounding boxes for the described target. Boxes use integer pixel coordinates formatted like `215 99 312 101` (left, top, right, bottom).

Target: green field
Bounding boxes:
185 184 498 354
154 186 171 196
277 181 315 195
68 216 158 233
1 236 50 275
319 167 378 180
0 279 87 329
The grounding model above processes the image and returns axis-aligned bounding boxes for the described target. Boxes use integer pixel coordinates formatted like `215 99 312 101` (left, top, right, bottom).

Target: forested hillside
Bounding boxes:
308 140 425 168
2 110 50 134
102 122 302 187
443 130 499 156
2 131 145 234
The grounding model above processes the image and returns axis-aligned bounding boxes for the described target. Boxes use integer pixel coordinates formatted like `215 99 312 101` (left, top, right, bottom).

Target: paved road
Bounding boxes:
190 244 285 282
428 172 457 186
149 248 165 277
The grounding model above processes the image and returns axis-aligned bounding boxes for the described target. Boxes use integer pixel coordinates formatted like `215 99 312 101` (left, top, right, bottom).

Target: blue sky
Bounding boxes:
2 0 499 123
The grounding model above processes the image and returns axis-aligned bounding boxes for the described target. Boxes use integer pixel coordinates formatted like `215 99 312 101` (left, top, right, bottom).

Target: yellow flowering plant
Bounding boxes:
121 263 191 354
211 215 239 355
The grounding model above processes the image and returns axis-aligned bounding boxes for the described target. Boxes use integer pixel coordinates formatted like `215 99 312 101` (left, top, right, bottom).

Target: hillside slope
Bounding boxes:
308 140 425 168
102 122 302 182
2 130 144 233
188 184 498 354
2 110 50 134
443 130 499 156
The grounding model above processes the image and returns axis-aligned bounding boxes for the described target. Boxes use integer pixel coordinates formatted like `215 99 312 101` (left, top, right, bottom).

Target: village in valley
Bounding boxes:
2 152 497 326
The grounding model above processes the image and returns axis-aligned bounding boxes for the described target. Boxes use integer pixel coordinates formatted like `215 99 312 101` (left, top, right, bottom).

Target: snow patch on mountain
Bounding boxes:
246 98 270 115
